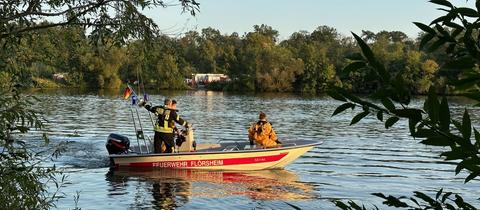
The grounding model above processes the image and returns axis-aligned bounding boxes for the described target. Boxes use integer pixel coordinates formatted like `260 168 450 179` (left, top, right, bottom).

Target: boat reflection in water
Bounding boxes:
106 168 314 209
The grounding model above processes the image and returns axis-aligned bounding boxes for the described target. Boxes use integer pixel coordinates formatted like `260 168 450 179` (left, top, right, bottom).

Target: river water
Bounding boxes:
24 89 479 209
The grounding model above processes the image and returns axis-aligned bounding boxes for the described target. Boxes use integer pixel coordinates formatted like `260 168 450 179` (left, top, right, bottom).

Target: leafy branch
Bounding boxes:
333 188 477 210
329 31 479 184
329 0 480 208
0 0 200 43
0 86 68 209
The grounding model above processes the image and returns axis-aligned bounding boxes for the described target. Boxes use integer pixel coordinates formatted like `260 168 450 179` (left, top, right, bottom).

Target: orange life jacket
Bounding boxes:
248 121 278 147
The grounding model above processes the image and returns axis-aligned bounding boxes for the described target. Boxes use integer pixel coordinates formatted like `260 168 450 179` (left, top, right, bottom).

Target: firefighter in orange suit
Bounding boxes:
248 112 280 148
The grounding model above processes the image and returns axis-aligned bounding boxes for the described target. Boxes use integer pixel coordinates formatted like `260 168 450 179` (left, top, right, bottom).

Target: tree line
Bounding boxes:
2 23 454 94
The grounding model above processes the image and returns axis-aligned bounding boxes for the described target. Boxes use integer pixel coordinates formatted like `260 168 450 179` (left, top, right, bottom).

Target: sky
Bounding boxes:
148 0 475 40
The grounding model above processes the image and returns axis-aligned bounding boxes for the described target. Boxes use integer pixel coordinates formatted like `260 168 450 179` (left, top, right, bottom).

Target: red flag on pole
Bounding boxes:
123 86 133 100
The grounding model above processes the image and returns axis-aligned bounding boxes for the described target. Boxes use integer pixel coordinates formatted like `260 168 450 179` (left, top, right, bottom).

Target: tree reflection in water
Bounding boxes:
151 181 190 209
106 168 314 209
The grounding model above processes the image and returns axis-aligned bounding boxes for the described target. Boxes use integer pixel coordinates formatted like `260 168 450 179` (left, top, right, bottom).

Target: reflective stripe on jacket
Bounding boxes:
145 105 187 133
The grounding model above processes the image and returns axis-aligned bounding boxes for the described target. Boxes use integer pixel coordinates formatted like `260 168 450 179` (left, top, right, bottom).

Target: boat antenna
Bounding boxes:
136 63 156 129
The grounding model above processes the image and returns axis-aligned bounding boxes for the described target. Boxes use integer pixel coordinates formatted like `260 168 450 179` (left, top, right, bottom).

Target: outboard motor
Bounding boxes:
106 133 130 154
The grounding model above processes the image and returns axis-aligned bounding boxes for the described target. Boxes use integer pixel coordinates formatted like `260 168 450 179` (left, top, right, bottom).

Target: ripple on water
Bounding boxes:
21 91 479 209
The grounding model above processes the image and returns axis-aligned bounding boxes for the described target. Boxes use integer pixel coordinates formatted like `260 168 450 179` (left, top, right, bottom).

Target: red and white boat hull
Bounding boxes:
110 141 319 170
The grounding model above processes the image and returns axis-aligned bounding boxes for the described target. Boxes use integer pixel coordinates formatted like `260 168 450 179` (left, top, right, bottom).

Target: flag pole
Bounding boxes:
125 85 144 154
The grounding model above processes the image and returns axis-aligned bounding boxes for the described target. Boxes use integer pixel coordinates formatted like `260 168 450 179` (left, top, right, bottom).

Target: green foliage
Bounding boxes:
119 37 191 90
282 26 348 93
2 18 450 93
1 1 199 90
0 0 199 43
329 0 480 209
206 81 229 91
0 1 200 209
0 87 66 209
152 54 188 90
329 32 480 181
33 77 62 88
333 188 477 210
328 0 480 183
81 43 125 89
0 19 456 93
254 46 304 92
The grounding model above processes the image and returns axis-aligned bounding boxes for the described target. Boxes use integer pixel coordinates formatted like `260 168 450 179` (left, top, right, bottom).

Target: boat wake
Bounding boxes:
54 140 110 168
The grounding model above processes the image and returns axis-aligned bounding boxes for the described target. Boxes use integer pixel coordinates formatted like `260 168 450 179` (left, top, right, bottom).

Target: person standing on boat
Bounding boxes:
139 98 189 153
248 112 280 148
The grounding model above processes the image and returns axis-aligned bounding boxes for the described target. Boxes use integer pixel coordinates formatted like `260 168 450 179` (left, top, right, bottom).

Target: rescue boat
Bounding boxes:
106 131 321 170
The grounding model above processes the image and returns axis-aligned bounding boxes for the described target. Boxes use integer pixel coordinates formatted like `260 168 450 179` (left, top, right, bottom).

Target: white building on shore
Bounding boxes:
189 73 230 87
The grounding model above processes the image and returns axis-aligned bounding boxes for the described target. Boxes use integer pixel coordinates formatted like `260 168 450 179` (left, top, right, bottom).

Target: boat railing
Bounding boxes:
217 139 248 145
222 145 240 151
145 134 153 144
216 139 246 144
281 142 297 147
216 139 299 150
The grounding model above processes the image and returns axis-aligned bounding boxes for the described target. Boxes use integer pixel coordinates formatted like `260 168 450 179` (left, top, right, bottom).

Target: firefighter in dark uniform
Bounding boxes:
139 98 189 153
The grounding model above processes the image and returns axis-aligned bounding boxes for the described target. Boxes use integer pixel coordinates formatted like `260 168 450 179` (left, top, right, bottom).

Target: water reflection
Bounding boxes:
106 169 314 209
151 180 190 209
